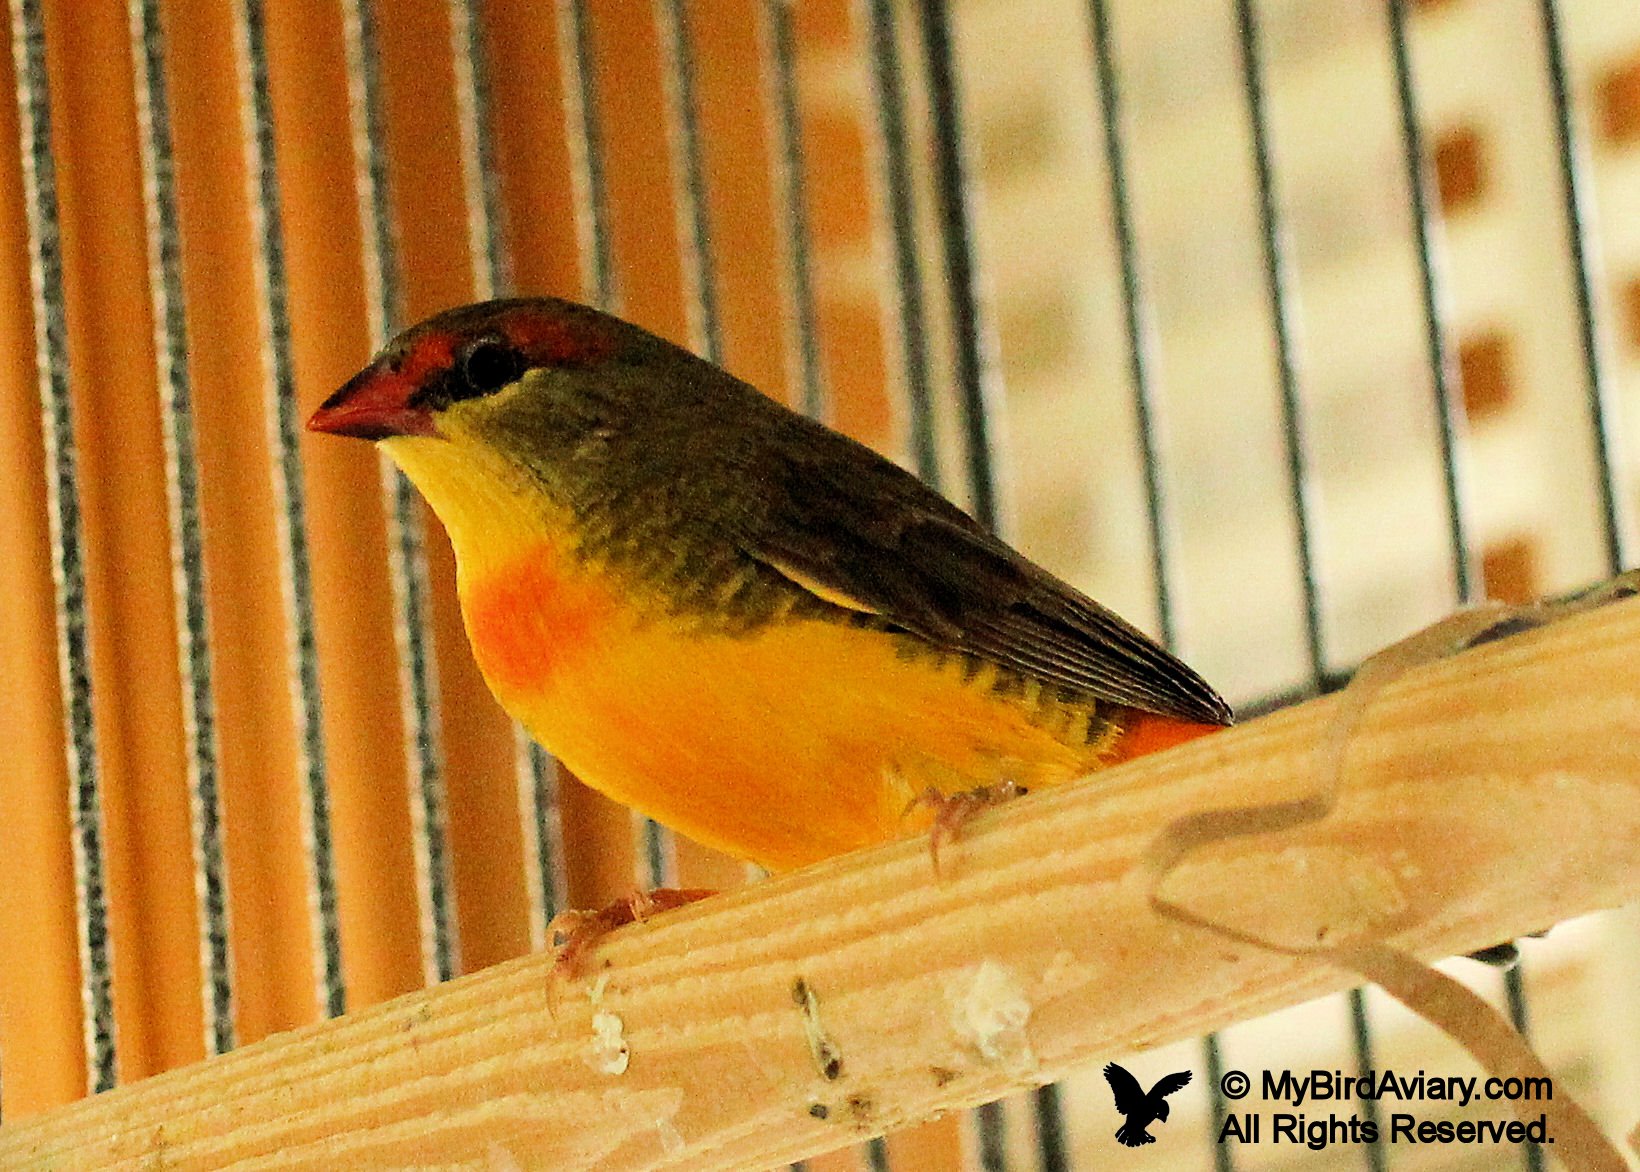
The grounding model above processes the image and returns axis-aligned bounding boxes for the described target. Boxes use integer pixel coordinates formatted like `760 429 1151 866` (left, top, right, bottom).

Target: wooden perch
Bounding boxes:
6 593 1640 1170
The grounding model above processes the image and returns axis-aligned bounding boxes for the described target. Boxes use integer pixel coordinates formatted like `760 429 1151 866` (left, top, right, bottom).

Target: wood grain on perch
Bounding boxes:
4 593 1639 1170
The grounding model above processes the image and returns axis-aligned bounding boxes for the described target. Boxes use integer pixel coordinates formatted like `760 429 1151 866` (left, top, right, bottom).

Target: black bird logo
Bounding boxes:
1103 1062 1193 1148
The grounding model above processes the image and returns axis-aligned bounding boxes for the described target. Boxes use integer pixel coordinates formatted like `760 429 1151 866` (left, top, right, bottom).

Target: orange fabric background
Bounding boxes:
0 1 952 1165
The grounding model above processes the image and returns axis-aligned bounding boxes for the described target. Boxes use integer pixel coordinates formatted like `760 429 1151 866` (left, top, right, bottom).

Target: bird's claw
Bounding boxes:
906 780 1028 878
545 887 715 1008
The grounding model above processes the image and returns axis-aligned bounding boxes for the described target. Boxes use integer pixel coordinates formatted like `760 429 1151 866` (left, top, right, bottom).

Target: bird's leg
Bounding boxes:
906 780 1029 878
547 887 716 988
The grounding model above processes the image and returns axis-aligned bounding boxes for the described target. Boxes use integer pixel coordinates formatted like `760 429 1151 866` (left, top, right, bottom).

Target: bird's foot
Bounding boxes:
906 780 1028 878
546 888 715 1003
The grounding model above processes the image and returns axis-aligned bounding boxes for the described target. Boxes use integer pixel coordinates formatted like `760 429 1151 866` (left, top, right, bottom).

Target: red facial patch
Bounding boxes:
499 305 620 369
379 330 461 404
464 544 615 695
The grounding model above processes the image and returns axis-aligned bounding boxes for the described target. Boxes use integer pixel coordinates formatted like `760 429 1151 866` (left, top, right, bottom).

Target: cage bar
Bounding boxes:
1085 2 1234 1165
1231 0 1387 1166
655 0 724 367
449 0 510 301
1233 0 1322 674
912 0 1002 532
1538 0 1632 575
759 0 827 423
927 2 1016 1166
231 0 346 1020
1387 0 1475 605
1203 1034 1232 1172
915 2 1072 1166
759 11 894 1171
1504 967 1543 1172
127 0 236 1057
339 0 461 986
556 0 617 313
861 0 941 487
645 0 727 893
859 2 1005 1165
865 1135 892 1171
1087 0 1174 651
546 0 625 934
8 0 118 1095
446 0 570 944
1387 12 1542 1168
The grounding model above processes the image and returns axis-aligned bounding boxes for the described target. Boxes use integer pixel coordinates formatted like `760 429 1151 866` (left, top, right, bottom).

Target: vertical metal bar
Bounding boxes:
1086 6 1231 1167
760 0 827 423
548 0 621 928
1509 14 1619 1165
1393 14 1545 1169
644 0 731 893
760 13 878 1171
128 0 235 1057
449 0 570 947
340 0 461 986
450 0 511 301
1232 0 1323 677
1503 969 1544 1172
1088 0 1173 649
9 0 118 1093
1233 7 1389 1172
913 4 1041 1167
1203 1034 1233 1171
514 733 570 949
1387 0 1474 605
1346 993 1386 1172
860 0 940 487
655 0 724 366
860 1 999 1163
1538 0 1631 575
232 0 345 1019
1498 971 1537 1167
1388 13 1504 1165
912 0 1002 532
556 0 618 313
1030 1079 1067 1172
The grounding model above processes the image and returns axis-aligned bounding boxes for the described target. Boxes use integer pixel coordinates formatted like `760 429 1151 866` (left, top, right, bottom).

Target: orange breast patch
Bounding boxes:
461 543 618 696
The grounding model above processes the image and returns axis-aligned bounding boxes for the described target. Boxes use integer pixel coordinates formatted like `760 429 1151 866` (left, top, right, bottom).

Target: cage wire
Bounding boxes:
0 0 1637 1169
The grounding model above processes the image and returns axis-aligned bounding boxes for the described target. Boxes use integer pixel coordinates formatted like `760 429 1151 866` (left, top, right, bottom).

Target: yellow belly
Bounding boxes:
460 544 1111 871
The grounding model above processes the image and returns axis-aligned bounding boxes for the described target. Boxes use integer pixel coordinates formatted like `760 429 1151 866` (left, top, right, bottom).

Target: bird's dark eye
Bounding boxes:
454 336 526 399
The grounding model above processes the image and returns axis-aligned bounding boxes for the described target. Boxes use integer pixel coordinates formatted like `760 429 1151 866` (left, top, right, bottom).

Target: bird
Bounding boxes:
1103 1062 1192 1147
308 297 1232 876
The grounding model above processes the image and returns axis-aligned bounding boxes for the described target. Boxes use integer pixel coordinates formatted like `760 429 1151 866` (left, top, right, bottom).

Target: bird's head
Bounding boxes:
1154 1101 1171 1123
309 297 776 573
308 296 655 444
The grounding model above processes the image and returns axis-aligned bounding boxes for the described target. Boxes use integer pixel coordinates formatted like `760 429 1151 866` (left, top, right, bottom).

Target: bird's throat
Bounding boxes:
379 432 617 697
379 433 569 581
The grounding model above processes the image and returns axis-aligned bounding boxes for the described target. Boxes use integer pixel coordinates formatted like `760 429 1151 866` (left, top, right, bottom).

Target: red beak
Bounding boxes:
307 365 438 440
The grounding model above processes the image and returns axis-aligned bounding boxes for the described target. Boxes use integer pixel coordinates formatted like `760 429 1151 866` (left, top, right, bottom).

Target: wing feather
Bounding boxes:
740 430 1232 726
